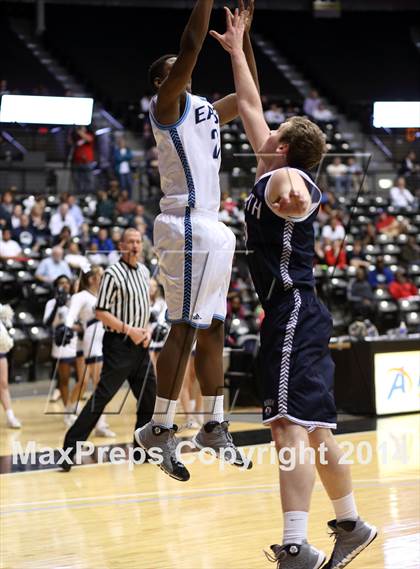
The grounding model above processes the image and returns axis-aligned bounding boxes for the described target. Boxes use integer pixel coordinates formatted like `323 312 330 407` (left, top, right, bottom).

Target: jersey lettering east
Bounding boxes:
195 104 219 125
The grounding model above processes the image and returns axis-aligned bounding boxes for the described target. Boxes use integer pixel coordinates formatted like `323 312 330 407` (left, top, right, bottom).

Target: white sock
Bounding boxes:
152 396 177 428
6 409 15 421
332 492 358 522
283 511 308 545
202 395 224 424
96 414 107 430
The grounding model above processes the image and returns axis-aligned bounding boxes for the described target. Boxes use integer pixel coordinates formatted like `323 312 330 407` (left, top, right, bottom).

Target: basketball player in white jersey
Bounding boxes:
136 0 258 481
211 9 377 569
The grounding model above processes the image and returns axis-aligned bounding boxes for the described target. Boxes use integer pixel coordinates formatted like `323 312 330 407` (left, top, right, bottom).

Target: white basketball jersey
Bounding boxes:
150 93 221 213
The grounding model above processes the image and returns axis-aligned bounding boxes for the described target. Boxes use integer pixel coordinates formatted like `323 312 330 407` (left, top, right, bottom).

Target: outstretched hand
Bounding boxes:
240 0 255 34
209 7 246 54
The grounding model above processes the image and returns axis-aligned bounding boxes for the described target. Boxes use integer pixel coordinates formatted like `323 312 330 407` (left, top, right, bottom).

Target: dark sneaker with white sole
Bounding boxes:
134 422 190 482
264 541 326 569
192 421 253 469
324 518 378 569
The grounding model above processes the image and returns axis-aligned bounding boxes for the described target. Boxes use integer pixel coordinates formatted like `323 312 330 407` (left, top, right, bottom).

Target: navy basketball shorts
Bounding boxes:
259 289 337 431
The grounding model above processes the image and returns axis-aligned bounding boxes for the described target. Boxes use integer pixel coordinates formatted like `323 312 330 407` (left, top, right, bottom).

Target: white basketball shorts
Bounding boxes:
154 208 236 328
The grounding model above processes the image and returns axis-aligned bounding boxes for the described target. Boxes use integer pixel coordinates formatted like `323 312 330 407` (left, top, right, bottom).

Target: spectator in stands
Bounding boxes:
389 270 418 300
69 126 96 194
91 228 114 252
375 210 406 237
66 194 85 230
227 293 246 320
65 241 90 272
96 190 115 220
78 222 92 250
35 246 72 284
114 137 134 196
303 89 321 118
348 240 370 268
348 267 375 318
116 189 136 217
326 157 350 194
134 219 153 265
1 190 14 216
12 214 38 250
324 190 339 211
389 177 416 209
324 239 347 269
401 235 420 266
347 157 363 190
362 222 377 246
312 101 334 123
134 203 153 236
321 213 345 242
10 204 23 229
0 201 11 229
110 227 123 250
53 226 72 249
368 256 394 289
264 103 285 127
0 228 22 259
88 241 109 266
30 202 49 236
398 151 419 177
108 179 121 201
50 203 78 237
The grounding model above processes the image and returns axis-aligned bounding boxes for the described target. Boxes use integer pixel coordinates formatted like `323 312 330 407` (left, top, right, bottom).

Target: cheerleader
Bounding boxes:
0 304 21 428
65 265 115 437
43 275 78 411
149 278 169 374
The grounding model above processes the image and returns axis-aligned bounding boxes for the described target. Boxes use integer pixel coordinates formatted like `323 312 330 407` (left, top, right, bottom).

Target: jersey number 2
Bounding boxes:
211 129 221 159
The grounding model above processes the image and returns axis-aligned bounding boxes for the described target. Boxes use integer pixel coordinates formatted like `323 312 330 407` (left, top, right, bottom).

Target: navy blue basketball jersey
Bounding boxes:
244 167 322 304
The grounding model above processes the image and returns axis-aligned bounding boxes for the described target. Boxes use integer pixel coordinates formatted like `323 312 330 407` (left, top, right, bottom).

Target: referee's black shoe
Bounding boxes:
134 422 190 482
58 446 76 472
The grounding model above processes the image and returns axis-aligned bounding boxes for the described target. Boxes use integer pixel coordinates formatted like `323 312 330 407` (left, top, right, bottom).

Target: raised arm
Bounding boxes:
213 1 260 126
210 8 270 152
156 0 214 125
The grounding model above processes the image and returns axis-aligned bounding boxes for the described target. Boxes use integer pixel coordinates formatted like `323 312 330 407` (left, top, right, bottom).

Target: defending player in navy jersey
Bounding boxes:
136 0 258 482
212 9 377 569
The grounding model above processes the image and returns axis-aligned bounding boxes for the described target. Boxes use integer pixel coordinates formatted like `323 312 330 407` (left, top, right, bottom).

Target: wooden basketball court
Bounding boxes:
0 394 419 568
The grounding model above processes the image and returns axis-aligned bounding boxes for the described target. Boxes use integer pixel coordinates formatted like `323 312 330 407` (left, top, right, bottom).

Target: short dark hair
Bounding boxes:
148 54 177 90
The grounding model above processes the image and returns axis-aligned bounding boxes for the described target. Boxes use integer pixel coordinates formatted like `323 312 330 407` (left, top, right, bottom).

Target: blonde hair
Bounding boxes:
279 116 327 171
78 265 103 292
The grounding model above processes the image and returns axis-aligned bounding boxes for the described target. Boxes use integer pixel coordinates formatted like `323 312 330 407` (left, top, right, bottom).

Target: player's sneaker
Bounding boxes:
64 413 77 427
192 421 253 469
6 412 21 429
264 541 326 569
49 388 61 403
324 518 378 568
134 422 190 482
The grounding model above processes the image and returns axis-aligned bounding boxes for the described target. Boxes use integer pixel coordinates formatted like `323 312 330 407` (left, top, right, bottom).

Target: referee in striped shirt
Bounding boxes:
62 228 156 469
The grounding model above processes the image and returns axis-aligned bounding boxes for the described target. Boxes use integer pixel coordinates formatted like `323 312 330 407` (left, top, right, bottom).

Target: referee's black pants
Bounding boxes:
63 332 156 451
